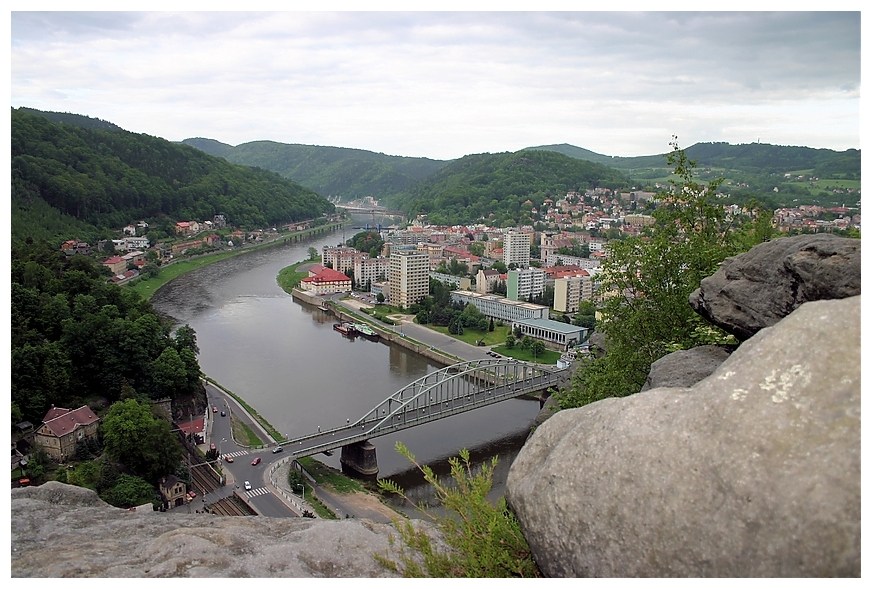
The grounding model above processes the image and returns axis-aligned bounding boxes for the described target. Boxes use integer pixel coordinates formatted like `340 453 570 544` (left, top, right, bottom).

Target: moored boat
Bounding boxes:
352 322 379 340
333 322 357 335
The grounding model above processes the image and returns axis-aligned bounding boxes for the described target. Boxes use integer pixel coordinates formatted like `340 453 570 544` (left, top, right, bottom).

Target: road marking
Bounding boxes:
245 487 271 498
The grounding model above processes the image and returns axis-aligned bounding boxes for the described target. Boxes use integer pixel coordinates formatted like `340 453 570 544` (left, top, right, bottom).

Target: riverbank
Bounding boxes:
128 221 345 301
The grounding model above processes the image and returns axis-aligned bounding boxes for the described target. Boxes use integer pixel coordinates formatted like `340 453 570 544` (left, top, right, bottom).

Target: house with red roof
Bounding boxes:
300 265 352 295
103 255 127 275
34 405 100 462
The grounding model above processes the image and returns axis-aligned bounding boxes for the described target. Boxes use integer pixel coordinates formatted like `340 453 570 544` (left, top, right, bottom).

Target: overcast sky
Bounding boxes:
8 6 863 161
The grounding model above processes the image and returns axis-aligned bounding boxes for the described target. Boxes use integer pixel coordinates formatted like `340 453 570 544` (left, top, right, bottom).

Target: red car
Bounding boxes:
251 457 261 466
212 406 218 413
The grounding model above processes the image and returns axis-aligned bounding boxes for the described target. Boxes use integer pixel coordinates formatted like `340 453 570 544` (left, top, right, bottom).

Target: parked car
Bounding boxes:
244 481 252 491
188 490 196 499
272 446 283 454
251 457 261 466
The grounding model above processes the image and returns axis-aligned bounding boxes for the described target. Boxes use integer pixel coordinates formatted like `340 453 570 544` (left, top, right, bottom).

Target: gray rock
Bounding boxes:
11 482 422 578
641 345 733 391
689 234 860 341
507 297 860 577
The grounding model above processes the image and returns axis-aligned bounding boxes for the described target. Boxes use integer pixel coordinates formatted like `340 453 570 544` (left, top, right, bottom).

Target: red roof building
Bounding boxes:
34 406 100 462
300 266 352 295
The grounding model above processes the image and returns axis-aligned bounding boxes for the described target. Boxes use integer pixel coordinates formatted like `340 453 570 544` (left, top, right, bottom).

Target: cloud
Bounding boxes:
10 10 861 159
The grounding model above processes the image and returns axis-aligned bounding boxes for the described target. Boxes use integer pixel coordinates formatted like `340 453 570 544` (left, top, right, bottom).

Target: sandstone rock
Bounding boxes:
11 481 419 578
507 297 860 577
688 234 860 341
641 345 733 391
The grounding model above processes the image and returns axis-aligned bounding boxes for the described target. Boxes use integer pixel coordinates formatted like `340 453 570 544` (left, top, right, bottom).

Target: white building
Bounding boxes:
450 290 548 323
389 248 430 308
503 231 532 268
512 318 588 350
354 257 390 289
323 246 368 274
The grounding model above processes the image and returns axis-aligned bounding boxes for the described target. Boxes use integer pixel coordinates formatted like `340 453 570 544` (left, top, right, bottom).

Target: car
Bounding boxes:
220 411 226 417
272 446 283 454
224 455 234 463
251 457 261 466
212 406 218 413
244 481 252 491
188 490 197 499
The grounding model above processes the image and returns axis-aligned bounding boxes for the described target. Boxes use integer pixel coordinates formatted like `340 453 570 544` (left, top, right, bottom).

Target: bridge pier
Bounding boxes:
340 440 379 478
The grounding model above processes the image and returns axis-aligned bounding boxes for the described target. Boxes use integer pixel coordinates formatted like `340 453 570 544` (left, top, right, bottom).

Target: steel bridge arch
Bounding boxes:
286 358 566 459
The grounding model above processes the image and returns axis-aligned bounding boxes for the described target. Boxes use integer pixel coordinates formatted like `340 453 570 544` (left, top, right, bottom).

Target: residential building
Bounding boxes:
389 248 430 308
323 246 368 274
430 271 472 290
102 256 127 275
476 268 501 294
512 318 588 350
34 405 100 462
503 231 532 267
354 256 390 289
299 265 352 295
507 267 546 301
451 290 548 323
159 474 188 510
553 272 593 313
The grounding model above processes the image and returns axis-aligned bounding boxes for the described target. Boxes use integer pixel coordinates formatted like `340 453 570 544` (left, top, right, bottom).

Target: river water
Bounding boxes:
150 226 540 508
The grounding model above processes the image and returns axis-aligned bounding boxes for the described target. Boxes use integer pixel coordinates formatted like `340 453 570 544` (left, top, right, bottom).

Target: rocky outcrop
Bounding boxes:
506 296 860 577
11 482 417 577
689 234 860 341
641 345 734 391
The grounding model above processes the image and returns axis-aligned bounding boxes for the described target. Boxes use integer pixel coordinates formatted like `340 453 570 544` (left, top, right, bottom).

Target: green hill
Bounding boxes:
12 108 334 244
181 139 448 200
385 149 629 226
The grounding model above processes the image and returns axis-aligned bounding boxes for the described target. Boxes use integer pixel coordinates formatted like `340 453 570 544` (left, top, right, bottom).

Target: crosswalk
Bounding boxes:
221 450 249 459
244 486 271 498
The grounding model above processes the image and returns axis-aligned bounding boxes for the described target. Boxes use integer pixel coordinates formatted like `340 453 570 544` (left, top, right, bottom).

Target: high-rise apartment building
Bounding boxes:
507 267 546 301
389 248 430 308
503 231 532 268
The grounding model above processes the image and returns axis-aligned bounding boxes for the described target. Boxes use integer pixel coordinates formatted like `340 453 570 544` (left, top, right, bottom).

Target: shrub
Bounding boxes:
375 443 539 577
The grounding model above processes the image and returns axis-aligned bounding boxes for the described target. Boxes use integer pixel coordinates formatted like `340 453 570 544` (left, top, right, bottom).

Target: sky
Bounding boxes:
7 5 864 162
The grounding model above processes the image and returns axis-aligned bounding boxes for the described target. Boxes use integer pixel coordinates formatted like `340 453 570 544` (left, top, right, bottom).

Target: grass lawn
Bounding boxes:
491 344 561 365
298 456 363 493
427 323 510 347
277 257 319 294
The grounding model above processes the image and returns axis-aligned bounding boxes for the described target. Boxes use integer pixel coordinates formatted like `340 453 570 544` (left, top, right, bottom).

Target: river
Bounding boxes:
149 226 541 510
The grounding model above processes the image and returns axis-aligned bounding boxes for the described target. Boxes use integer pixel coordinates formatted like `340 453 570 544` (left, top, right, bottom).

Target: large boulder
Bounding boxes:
11 482 418 577
688 234 860 341
641 344 733 391
506 297 860 577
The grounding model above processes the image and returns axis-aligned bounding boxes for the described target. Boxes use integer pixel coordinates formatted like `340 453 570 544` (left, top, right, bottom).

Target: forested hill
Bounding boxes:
181 138 448 200
529 141 860 179
11 108 334 243
384 149 629 227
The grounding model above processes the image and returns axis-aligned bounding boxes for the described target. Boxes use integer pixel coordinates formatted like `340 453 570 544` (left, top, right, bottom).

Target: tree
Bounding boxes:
558 139 757 410
505 334 515 349
100 474 156 508
101 398 182 482
307 246 318 260
488 317 495 332
376 292 385 304
150 347 187 399
531 340 545 359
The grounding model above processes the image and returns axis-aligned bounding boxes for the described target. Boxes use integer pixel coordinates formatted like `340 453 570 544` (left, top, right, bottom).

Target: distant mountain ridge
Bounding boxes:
181 138 448 200
11 108 334 243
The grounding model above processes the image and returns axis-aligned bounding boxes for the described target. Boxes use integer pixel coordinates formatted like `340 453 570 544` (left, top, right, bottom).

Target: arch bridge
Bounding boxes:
279 358 569 475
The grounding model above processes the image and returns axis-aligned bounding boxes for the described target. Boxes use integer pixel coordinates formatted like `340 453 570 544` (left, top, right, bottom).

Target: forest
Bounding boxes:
11 108 335 244
384 150 629 226
11 240 202 425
